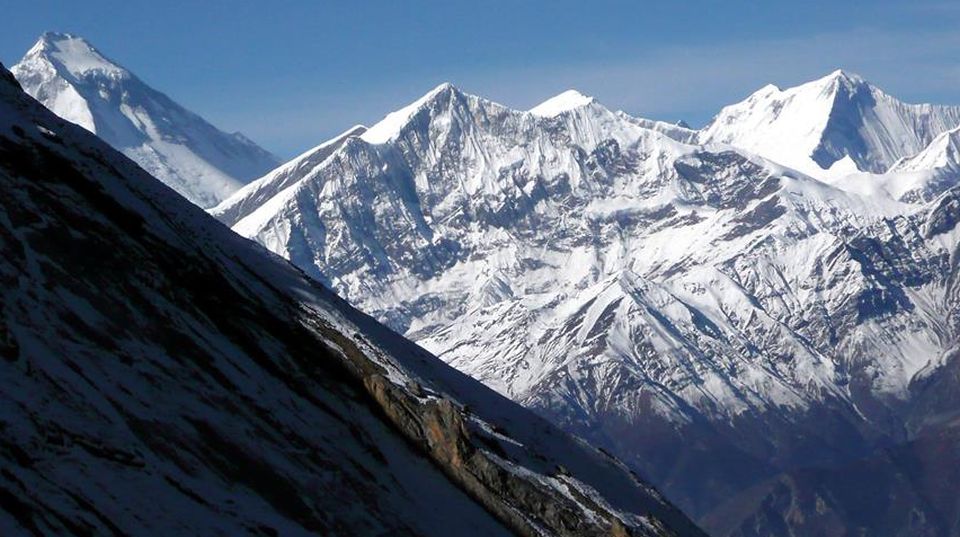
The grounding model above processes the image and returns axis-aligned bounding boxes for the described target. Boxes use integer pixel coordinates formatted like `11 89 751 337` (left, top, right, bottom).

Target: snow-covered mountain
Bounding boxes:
699 69 960 177
213 124 366 226
824 124 960 205
0 62 705 537
894 125 960 174
217 74 960 535
10 32 280 207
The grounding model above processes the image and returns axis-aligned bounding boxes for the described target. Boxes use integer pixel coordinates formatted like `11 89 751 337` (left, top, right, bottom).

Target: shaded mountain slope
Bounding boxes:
0 63 702 537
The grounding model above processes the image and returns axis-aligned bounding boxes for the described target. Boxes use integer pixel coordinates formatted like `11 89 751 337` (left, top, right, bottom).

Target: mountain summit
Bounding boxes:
359 82 465 144
11 32 280 207
699 69 960 176
219 75 960 535
529 89 595 117
0 61 704 537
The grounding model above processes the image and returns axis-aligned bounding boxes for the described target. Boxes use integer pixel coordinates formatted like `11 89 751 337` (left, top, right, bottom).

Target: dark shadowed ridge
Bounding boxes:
0 62 705 537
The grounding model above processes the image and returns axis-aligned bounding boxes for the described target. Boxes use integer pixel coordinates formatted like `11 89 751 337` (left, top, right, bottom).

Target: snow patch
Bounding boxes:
529 89 594 117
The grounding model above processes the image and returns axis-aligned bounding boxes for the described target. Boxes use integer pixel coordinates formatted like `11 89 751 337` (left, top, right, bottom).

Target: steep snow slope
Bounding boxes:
225 81 952 418
212 124 367 227
894 125 960 174
699 70 960 177
824 125 960 204
11 32 279 207
219 79 960 535
0 64 703 537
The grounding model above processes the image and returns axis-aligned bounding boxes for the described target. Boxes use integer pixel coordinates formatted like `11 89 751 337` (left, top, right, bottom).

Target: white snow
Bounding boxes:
11 32 279 208
220 75 960 433
0 63 693 537
529 89 595 117
361 83 455 144
699 69 960 177
893 125 960 174
213 124 366 226
41 32 125 78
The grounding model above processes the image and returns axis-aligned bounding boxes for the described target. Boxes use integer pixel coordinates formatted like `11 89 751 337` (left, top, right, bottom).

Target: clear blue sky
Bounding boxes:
5 1 960 158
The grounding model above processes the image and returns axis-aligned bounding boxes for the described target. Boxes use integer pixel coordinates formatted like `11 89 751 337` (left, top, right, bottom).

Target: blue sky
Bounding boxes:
5 1 960 158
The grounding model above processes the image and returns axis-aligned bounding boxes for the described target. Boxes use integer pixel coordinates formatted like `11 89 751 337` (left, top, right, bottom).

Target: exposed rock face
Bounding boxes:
0 63 702 537
216 77 960 535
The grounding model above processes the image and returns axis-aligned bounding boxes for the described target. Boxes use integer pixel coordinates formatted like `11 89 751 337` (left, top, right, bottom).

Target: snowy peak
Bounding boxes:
529 89 595 117
700 69 960 176
819 68 866 90
359 83 615 150
739 69 868 108
0 61 702 537
361 82 465 143
212 71 960 534
893 125 960 173
24 31 126 80
11 32 280 208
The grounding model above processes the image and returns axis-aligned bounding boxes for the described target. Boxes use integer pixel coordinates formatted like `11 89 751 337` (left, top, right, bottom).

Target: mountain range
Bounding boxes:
11 29 960 536
211 69 960 535
10 32 279 208
699 69 960 178
0 60 707 537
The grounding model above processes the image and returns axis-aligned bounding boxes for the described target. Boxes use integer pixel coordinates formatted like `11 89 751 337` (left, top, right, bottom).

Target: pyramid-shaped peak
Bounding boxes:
702 66 960 176
360 82 470 144
821 69 867 87
749 70 870 99
39 31 86 44
529 89 595 117
824 68 862 80
893 124 960 173
23 32 124 78
430 81 459 95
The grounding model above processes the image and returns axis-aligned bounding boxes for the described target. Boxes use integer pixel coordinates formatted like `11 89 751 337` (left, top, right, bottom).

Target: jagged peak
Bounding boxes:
25 31 75 55
820 68 864 82
739 70 869 103
893 124 960 172
529 89 595 118
813 68 870 94
20 31 125 79
360 82 470 144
